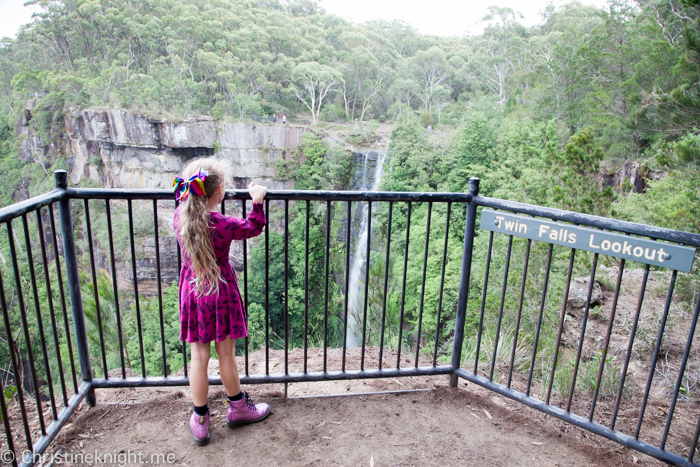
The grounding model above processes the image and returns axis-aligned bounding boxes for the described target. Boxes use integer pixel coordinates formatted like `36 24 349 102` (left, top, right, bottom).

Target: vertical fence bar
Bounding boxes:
83 200 108 378
546 249 576 404
153 200 167 377
636 281 678 439
589 259 625 422
507 238 531 388
304 200 309 374
433 202 451 368
175 200 187 378
415 202 431 368
243 200 249 377
23 215 58 420
689 411 700 463
22 213 58 420
566 252 599 412
610 264 650 431
450 178 479 388
284 199 289 376
0 366 15 467
36 209 67 407
23 212 60 424
9 219 46 434
342 201 351 372
490 235 513 382
396 202 412 370
103 199 126 378
526 243 553 397
54 170 95 406
49 203 78 393
474 231 494 375
361 201 371 371
323 200 330 373
0 262 33 451
660 288 700 450
127 200 146 378
265 199 269 376
378 202 392 371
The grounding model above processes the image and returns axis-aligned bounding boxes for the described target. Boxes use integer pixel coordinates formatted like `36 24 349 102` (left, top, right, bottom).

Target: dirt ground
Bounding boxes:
29 347 670 467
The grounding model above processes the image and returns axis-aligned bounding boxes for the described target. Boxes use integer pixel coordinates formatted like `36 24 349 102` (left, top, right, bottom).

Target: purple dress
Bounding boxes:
174 203 266 344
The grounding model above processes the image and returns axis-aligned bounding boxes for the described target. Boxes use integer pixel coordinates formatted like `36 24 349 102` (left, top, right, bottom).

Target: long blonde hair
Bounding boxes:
177 157 230 296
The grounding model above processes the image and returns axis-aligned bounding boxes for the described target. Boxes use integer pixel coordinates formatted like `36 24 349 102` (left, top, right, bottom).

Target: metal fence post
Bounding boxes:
54 170 95 407
449 177 479 388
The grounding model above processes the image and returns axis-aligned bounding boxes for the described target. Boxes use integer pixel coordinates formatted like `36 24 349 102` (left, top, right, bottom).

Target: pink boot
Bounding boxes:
189 412 210 446
226 392 271 428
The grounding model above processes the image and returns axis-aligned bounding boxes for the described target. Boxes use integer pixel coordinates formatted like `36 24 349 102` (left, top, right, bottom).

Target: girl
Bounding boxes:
173 158 270 446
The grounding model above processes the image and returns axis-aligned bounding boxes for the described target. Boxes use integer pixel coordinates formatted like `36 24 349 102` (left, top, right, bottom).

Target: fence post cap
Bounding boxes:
468 177 480 195
54 170 68 189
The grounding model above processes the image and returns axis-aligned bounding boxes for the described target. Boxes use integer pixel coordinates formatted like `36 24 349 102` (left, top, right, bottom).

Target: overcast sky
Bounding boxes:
318 0 610 35
0 0 41 39
1 0 610 39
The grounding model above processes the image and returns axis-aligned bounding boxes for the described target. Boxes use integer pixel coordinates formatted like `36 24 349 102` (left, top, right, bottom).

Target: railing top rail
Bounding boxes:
0 189 64 224
476 195 700 248
65 188 474 203
2 186 698 247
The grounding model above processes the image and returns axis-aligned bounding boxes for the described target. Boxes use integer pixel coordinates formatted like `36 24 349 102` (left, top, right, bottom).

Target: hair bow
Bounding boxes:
173 168 208 201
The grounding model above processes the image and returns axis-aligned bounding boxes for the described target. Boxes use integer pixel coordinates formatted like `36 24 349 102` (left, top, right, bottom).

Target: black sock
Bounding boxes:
193 403 209 416
228 391 244 401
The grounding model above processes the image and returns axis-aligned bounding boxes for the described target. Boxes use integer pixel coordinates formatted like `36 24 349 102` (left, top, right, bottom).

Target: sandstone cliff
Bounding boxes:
18 106 306 189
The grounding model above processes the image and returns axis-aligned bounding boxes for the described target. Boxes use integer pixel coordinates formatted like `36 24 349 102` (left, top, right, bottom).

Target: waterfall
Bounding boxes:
346 151 386 347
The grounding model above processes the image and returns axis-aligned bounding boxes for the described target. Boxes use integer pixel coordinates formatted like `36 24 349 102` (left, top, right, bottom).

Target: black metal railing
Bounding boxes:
458 181 700 467
0 181 90 467
0 172 696 466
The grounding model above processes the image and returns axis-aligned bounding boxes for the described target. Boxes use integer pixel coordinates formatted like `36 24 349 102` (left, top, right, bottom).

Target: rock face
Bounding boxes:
17 106 306 188
218 122 305 180
600 160 658 194
159 118 217 148
82 109 159 148
219 122 305 149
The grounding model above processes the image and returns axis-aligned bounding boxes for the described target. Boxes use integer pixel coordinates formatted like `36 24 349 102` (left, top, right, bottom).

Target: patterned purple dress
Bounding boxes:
174 203 266 344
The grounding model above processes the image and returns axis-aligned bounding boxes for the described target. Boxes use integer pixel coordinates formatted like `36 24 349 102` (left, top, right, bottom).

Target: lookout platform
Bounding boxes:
37 350 657 467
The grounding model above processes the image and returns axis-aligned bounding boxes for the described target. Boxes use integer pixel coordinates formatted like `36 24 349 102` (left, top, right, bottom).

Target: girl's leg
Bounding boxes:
216 336 271 426
189 342 211 406
214 336 242 396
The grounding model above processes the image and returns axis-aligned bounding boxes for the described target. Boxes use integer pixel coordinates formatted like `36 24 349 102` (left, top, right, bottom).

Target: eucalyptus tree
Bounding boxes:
527 3 604 122
339 31 377 120
410 46 453 113
472 7 527 107
291 61 344 123
366 20 424 59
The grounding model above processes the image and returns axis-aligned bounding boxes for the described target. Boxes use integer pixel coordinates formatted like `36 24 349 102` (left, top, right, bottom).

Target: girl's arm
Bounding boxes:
226 203 266 240
226 183 267 240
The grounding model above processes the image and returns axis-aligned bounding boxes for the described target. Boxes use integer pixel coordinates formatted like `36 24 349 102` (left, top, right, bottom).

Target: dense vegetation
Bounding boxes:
0 0 698 413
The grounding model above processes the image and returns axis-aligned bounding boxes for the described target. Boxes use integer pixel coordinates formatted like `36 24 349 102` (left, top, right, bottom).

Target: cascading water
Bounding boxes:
346 151 386 347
